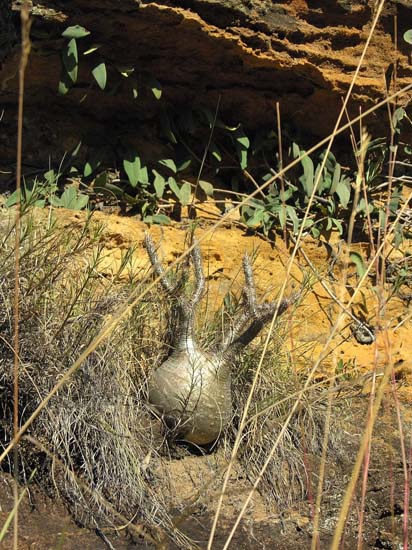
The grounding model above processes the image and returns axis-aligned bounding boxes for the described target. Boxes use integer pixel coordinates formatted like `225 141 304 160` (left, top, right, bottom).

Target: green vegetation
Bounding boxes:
6 22 409 247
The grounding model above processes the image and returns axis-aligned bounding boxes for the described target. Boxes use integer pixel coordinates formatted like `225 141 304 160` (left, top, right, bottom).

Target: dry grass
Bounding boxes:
0 208 193 546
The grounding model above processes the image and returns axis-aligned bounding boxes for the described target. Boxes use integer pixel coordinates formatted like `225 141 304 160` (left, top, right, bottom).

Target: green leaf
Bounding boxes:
140 166 149 185
278 206 286 229
56 186 76 207
92 62 107 90
233 127 250 168
58 69 73 94
330 163 342 194
311 226 320 238
246 208 265 227
326 217 333 231
118 66 135 77
62 25 90 39
286 205 300 234
93 171 108 187
62 38 78 83
392 107 406 132
70 140 82 157
72 193 89 210
123 153 142 187
335 180 351 208
44 169 56 185
357 197 374 214
52 187 89 210
101 182 125 197
199 180 214 197
5 189 20 208
350 251 366 279
149 77 162 99
216 120 240 132
132 80 138 99
153 170 166 198
209 141 222 162
168 177 181 200
332 218 343 234
83 162 94 178
316 164 330 195
323 150 337 174
158 158 177 173
292 142 300 159
152 84 162 99
145 214 171 225
237 146 248 170
235 129 250 150
299 155 314 196
279 187 293 202
179 182 192 206
83 44 101 56
83 149 104 178
403 29 412 45
177 159 191 172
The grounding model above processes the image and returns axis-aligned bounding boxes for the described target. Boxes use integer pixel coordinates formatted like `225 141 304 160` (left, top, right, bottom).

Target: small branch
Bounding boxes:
144 232 177 294
242 253 259 315
188 241 205 308
222 253 300 356
145 233 205 351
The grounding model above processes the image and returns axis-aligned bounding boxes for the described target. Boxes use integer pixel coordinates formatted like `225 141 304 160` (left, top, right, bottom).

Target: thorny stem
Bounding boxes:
221 253 299 356
144 232 205 351
146 233 296 357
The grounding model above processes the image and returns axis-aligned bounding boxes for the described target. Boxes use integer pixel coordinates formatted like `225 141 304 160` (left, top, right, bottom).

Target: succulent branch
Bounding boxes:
144 232 177 294
145 233 205 351
186 242 206 310
221 254 300 358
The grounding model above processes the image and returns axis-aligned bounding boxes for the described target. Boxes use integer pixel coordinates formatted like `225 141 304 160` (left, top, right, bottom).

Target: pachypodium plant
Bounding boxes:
144 233 299 445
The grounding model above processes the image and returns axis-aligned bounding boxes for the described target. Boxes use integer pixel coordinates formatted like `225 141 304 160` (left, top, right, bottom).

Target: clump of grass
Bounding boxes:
229 323 343 506
0 206 191 547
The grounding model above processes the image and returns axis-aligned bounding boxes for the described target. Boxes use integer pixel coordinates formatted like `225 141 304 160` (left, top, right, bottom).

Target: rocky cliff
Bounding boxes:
1 1 412 181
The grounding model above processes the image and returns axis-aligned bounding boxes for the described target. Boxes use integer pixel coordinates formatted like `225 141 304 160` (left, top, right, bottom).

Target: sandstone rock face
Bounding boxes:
1 1 412 178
